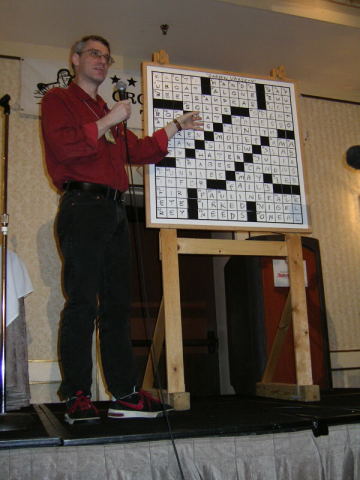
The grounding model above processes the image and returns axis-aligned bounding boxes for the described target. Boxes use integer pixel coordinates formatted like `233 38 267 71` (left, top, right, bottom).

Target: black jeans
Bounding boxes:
56 190 136 399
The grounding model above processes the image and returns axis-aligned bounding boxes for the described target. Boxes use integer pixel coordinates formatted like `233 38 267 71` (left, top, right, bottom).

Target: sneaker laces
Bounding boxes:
139 389 161 406
68 391 99 414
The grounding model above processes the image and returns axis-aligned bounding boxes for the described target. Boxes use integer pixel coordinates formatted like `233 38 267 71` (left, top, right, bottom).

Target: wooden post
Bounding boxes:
142 298 165 390
152 50 170 64
256 234 320 401
261 293 292 383
159 229 189 410
270 65 288 81
286 234 313 385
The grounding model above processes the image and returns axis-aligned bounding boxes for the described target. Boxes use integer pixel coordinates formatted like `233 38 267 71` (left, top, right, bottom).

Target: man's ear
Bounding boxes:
71 53 80 68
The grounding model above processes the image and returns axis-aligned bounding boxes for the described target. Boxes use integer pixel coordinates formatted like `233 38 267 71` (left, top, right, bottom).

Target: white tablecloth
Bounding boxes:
0 248 33 326
0 248 33 409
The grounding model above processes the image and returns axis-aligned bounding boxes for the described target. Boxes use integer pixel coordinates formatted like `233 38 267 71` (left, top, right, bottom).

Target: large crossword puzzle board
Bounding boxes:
143 63 310 231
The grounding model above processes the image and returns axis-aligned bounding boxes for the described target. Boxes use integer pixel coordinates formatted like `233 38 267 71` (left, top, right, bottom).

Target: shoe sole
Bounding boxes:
108 408 173 419
64 413 101 425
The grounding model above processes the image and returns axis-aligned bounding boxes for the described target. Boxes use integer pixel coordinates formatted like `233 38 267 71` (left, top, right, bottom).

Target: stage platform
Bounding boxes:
1 390 360 479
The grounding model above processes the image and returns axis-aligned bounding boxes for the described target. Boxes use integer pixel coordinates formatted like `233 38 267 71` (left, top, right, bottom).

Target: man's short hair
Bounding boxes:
71 35 111 57
70 35 111 72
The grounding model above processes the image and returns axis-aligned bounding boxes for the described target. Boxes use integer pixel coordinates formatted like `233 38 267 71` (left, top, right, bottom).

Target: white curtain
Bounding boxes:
0 424 358 479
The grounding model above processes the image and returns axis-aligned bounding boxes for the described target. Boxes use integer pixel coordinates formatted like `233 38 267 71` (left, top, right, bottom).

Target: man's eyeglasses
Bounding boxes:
79 49 115 65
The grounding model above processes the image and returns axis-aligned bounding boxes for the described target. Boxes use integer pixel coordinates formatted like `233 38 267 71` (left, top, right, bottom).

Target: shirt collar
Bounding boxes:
68 81 106 108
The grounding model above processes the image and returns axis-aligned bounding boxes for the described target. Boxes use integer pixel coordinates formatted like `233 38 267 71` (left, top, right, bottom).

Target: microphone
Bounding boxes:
116 81 129 129
116 81 128 101
346 145 360 170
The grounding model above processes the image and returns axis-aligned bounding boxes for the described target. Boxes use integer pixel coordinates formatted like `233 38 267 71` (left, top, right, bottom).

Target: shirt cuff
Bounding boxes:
82 122 99 149
153 128 169 154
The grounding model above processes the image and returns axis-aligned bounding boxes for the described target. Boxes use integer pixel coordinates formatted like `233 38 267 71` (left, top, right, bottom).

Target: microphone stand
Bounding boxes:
0 94 31 431
0 94 10 418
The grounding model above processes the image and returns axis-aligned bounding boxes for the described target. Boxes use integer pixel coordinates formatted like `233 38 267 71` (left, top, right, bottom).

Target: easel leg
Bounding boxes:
286 234 313 385
159 229 190 410
142 298 165 390
261 293 292 383
257 235 320 401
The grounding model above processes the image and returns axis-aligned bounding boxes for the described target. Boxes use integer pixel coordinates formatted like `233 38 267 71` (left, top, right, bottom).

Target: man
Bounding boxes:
41 35 202 424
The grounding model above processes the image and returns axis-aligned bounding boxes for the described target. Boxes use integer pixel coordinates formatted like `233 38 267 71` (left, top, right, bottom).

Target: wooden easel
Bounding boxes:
142 57 320 409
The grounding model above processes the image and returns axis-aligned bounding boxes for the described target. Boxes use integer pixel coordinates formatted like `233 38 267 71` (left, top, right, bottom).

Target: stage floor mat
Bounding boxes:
2 390 360 449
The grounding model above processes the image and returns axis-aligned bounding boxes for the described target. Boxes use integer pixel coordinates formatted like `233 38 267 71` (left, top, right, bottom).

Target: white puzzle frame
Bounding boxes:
143 63 310 232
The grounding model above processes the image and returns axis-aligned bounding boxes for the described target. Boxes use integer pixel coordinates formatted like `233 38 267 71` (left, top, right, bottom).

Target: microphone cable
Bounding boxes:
120 114 187 480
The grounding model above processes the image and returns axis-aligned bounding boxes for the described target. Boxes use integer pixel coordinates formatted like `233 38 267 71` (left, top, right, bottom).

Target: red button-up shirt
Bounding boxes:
41 82 168 192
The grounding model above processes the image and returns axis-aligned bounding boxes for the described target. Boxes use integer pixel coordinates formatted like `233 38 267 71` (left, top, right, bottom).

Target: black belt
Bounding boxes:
63 181 124 202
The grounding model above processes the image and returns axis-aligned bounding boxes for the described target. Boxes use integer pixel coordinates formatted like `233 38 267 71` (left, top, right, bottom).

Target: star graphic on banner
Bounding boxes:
128 77 137 87
110 75 120 84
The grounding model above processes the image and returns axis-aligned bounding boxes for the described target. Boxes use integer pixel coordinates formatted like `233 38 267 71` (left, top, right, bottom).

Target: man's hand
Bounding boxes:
96 100 132 139
107 100 132 125
164 111 204 140
177 111 203 131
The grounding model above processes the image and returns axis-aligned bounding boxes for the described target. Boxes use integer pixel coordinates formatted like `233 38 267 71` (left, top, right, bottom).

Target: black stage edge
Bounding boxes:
1 390 360 449
0 406 61 449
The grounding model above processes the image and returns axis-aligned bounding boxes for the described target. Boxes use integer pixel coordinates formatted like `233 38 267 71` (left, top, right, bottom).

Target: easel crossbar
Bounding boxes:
176 238 287 256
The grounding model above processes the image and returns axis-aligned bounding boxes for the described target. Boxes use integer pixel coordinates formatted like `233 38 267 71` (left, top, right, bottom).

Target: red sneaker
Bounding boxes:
108 390 174 419
65 390 100 424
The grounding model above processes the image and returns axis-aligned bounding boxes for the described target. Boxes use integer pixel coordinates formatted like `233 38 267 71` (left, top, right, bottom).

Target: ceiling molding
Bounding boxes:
328 1 360 8
216 0 360 27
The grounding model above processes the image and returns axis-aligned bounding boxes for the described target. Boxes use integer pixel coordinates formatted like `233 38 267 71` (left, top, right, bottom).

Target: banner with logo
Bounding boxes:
20 58 143 130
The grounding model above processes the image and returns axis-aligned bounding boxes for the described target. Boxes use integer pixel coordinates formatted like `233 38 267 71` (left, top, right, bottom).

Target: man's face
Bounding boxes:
72 40 111 86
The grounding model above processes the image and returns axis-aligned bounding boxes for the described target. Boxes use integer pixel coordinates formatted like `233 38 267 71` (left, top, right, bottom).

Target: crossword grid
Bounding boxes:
145 65 308 230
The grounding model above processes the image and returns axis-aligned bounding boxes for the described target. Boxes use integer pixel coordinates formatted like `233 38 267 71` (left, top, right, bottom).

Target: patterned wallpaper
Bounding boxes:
1 58 360 400
299 96 360 350
0 59 62 362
